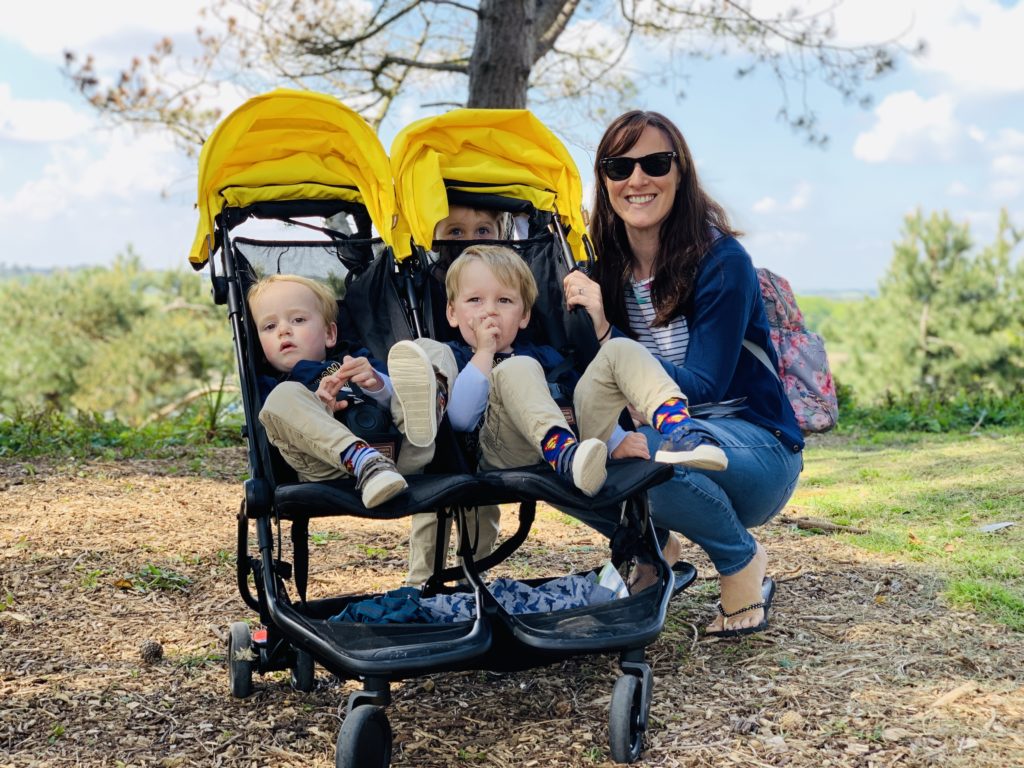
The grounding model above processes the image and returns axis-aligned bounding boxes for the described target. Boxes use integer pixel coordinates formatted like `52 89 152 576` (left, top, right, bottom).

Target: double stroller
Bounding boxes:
190 89 696 767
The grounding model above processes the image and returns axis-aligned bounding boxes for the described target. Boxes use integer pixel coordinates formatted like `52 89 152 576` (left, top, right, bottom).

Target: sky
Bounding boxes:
1 0 1022 294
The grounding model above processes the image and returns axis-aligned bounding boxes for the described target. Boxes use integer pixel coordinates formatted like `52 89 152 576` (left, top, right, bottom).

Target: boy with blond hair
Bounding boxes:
249 274 450 509
406 243 726 580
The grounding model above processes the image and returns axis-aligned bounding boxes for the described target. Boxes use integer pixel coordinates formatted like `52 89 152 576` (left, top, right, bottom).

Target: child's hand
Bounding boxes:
315 374 348 412
611 432 650 460
470 314 500 356
337 355 384 393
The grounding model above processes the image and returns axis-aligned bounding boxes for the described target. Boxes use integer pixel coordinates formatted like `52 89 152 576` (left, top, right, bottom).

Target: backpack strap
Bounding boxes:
742 339 781 382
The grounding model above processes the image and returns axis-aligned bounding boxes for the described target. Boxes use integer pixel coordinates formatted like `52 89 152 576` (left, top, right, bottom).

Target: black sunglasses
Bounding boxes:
600 151 679 181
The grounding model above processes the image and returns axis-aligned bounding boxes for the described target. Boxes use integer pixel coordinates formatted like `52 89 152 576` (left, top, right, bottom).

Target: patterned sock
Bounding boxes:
652 397 691 435
341 441 379 476
541 427 578 474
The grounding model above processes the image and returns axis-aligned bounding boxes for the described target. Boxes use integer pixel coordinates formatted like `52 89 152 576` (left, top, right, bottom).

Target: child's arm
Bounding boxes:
316 355 392 411
447 365 489 432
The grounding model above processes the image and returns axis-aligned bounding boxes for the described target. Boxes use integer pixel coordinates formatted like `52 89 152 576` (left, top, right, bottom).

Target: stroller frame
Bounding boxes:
195 92 696 767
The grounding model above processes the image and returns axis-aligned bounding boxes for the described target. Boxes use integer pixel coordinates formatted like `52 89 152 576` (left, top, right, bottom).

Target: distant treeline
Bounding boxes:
2 210 1022 431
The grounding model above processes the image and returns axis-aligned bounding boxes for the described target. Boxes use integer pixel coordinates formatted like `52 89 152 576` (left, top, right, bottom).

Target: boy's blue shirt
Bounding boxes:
443 337 579 394
256 344 382 405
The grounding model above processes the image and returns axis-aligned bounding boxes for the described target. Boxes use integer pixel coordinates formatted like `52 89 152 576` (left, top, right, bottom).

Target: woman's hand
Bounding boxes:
563 271 611 343
610 432 650 460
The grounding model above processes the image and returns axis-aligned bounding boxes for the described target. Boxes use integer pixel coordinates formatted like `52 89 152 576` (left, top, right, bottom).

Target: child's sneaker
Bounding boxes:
566 437 608 497
388 340 444 448
654 426 728 471
356 454 408 508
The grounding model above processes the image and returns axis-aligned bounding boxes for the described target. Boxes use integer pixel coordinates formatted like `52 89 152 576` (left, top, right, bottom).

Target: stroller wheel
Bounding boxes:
227 622 254 699
290 648 315 692
609 674 645 763
336 705 392 768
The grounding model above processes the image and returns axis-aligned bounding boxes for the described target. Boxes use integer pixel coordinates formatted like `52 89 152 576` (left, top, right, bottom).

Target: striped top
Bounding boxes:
625 276 690 366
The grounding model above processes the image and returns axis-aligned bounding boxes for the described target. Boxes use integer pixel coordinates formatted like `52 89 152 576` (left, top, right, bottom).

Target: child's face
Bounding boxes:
251 281 337 373
434 206 502 240
446 259 530 354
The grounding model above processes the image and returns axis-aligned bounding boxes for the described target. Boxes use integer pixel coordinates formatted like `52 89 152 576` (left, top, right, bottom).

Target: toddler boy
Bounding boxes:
250 274 449 508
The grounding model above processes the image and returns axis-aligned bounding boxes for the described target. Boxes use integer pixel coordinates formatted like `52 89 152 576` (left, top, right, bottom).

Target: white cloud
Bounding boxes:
0 128 183 221
853 91 962 163
989 179 1022 202
991 128 1024 153
782 0 1024 95
0 84 92 142
946 180 970 197
0 2 210 58
753 181 811 214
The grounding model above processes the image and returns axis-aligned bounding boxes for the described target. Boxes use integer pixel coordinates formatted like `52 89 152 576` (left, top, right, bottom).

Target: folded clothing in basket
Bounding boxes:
329 573 618 624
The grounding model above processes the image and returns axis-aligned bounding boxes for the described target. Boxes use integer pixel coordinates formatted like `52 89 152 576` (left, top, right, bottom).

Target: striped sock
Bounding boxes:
652 397 691 435
541 427 578 474
341 442 379 476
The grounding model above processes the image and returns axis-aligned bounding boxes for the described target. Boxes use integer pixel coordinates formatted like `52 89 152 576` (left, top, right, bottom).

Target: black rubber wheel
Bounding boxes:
609 674 644 763
227 622 254 699
291 648 315 692
336 705 392 768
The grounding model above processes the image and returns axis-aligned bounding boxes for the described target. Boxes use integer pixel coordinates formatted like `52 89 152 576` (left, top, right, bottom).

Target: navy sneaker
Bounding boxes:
655 426 728 471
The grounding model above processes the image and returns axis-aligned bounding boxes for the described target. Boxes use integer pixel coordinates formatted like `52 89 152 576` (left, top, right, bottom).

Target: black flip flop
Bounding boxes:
704 576 776 638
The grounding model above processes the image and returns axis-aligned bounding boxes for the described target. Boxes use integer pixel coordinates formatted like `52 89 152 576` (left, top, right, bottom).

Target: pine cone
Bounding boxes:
139 639 164 664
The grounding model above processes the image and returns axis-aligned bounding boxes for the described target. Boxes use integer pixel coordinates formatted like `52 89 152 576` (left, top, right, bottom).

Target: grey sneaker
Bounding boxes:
388 341 442 448
654 425 728 471
356 454 408 508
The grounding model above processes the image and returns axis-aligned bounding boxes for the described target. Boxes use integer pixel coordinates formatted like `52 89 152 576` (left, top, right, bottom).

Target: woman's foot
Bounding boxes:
628 532 682 593
706 542 769 634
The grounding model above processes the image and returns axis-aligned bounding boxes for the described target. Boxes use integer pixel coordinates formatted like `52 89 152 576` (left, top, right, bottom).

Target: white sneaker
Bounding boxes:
388 340 440 448
356 454 408 508
571 438 608 497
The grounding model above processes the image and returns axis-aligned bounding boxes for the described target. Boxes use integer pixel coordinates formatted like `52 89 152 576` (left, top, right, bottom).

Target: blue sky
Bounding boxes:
1 0 1021 294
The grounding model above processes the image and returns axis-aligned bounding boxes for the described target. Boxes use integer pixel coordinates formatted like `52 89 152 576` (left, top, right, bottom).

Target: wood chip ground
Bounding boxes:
1 449 1021 767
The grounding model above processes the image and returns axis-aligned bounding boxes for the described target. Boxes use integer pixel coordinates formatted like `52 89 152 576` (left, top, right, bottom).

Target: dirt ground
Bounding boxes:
1 448 1022 767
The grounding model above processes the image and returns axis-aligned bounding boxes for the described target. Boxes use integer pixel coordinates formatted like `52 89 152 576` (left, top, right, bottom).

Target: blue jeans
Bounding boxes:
565 418 803 576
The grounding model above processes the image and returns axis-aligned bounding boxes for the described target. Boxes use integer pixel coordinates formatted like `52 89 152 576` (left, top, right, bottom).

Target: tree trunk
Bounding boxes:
467 0 536 108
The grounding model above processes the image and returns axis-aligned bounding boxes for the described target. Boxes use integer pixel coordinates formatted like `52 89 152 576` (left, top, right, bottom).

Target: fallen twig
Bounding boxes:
779 515 867 534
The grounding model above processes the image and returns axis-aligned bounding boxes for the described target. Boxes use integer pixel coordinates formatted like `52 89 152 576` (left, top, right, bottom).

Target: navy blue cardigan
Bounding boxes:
608 236 804 453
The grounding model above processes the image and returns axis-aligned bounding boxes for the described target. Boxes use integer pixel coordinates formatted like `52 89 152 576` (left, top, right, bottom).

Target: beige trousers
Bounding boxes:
405 337 683 585
573 336 685 440
258 338 454 482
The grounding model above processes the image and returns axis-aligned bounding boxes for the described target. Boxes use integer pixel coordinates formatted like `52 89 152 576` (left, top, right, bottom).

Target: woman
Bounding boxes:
563 110 804 637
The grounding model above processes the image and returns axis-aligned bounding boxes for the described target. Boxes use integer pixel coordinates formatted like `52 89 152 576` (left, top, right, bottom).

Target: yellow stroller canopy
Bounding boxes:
389 109 587 261
189 89 397 267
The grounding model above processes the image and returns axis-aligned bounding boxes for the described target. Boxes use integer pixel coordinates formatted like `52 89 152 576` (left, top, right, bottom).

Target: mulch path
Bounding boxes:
1 450 1021 767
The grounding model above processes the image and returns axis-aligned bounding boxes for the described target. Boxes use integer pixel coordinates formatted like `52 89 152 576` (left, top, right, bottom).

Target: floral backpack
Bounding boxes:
743 268 839 433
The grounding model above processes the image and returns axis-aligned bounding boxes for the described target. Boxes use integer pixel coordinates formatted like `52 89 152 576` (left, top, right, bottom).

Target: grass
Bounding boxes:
795 427 1024 631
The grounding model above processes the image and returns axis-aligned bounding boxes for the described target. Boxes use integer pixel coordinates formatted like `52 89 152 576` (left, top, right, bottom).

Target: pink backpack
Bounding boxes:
743 268 839 434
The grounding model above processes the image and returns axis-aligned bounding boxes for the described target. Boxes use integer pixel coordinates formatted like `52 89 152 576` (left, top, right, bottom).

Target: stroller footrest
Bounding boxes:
275 472 480 519
475 458 673 508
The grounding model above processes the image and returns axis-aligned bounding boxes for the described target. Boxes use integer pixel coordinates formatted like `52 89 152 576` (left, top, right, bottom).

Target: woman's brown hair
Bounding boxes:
589 110 738 329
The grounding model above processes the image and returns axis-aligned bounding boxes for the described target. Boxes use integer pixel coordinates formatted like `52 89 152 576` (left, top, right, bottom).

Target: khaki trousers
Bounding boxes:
405 337 684 585
573 336 684 440
258 339 455 482
407 339 500 585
